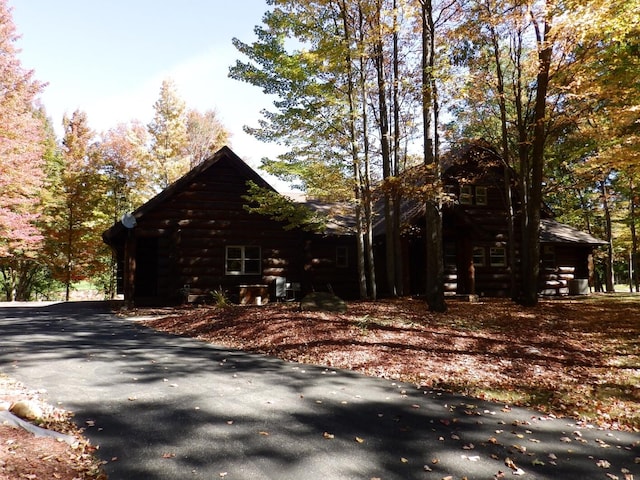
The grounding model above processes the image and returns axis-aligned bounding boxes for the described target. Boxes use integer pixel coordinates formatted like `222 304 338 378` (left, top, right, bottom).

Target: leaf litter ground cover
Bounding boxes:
0 374 107 480
135 294 640 432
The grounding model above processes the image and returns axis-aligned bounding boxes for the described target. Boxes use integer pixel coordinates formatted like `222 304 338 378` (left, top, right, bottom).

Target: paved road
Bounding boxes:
1 301 638 479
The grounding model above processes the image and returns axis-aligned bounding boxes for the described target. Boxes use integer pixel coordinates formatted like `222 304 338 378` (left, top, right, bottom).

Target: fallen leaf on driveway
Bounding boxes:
597 459 611 469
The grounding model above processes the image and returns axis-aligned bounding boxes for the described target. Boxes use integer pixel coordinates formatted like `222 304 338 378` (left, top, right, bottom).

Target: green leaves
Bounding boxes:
242 181 327 232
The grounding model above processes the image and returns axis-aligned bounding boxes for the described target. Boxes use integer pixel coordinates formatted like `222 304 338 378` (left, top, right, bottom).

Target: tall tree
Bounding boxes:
94 121 155 297
0 0 46 300
230 0 426 299
148 78 188 189
43 110 104 301
184 109 230 168
419 0 447 312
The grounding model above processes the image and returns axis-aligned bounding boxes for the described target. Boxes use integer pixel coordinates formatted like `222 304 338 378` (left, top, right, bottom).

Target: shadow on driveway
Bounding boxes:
1 301 638 479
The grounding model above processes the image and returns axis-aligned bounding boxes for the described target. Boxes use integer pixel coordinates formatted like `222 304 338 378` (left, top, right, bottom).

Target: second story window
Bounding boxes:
475 186 488 205
460 186 473 205
459 185 489 206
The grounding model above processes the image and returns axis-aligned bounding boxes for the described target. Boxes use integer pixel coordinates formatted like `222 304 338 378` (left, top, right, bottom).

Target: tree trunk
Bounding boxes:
421 0 446 312
373 10 396 297
392 1 403 295
519 10 552 307
488 19 518 300
601 179 615 292
629 180 639 291
340 0 370 299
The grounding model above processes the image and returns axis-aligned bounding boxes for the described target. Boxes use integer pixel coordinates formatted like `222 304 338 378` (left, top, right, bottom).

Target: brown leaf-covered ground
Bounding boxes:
136 294 640 432
0 375 107 480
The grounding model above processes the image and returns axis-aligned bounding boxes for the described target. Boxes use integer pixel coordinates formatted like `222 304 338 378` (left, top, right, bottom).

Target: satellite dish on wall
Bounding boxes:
121 213 137 229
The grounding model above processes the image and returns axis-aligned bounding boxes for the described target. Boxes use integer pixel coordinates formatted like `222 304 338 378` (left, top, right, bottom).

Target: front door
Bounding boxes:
135 237 159 298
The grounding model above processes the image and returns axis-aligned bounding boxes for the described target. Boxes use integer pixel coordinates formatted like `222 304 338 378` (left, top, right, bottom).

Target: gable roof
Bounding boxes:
103 146 275 243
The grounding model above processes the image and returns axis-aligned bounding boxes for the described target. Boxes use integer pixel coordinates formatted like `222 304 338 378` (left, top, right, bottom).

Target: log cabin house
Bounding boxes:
372 141 607 298
102 146 360 306
103 143 605 306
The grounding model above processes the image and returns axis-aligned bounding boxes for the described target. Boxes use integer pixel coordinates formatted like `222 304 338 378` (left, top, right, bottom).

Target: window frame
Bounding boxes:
225 245 262 275
459 185 473 205
472 246 486 267
336 246 349 268
541 245 556 269
475 186 488 206
489 246 506 267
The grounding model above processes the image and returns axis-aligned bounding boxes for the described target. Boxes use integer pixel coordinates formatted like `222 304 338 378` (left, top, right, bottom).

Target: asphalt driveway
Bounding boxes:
1 301 638 479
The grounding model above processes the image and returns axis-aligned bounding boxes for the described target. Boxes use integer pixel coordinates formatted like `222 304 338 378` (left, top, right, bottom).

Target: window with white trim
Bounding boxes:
225 246 261 275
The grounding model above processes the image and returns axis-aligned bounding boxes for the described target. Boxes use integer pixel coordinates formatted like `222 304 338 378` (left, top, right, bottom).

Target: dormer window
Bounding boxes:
475 186 488 205
460 186 473 205
459 185 488 206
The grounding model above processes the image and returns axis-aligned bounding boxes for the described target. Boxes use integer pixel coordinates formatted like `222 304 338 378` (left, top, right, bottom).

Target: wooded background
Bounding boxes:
1 0 638 306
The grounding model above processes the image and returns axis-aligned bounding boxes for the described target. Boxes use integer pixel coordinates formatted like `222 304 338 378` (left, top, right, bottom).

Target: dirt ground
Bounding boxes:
1 294 638 479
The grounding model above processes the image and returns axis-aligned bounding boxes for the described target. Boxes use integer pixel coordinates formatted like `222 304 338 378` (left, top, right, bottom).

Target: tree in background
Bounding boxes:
185 109 230 168
42 110 107 301
148 78 188 189
94 121 155 297
230 0 430 300
97 121 155 219
0 0 47 300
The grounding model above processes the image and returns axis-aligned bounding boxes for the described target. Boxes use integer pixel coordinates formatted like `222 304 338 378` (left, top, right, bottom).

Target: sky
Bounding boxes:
10 0 290 190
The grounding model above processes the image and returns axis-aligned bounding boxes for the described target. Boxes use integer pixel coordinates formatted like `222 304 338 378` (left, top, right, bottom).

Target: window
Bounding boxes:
541 245 555 269
459 185 489 205
475 186 488 206
472 246 486 266
225 246 261 275
336 246 349 268
444 243 457 267
489 247 506 267
460 186 473 205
